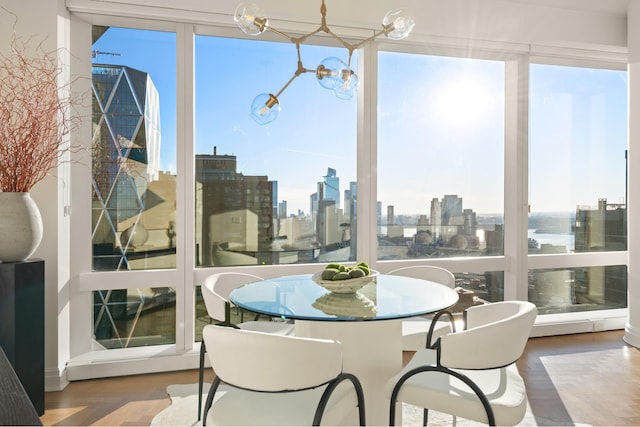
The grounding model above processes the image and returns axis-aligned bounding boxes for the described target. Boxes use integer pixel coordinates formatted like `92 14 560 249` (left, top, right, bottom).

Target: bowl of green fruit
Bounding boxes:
312 261 379 294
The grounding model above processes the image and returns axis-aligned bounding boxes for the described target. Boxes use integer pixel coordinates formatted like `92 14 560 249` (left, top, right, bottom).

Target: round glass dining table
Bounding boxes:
230 273 459 321
230 273 459 425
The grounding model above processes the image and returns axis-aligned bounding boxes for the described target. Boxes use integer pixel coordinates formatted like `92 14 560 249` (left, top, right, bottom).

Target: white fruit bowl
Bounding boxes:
311 269 379 294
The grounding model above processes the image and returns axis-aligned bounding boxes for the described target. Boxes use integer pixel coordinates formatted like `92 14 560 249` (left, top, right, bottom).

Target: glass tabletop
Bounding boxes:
229 274 459 321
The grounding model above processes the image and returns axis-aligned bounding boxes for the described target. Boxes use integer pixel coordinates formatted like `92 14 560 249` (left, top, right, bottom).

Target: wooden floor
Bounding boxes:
39 330 640 426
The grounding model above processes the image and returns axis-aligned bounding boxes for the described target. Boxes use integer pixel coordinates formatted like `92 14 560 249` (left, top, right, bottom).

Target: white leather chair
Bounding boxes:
387 265 457 351
198 272 295 421
201 325 366 426
385 301 537 426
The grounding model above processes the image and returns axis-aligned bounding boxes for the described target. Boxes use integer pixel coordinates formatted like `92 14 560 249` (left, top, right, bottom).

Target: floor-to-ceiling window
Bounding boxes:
71 9 628 377
192 33 358 340
377 50 506 305
193 36 357 269
90 27 177 349
528 62 628 315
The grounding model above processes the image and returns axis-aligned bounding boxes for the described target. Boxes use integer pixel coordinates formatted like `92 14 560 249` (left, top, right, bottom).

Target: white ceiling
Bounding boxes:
507 0 630 16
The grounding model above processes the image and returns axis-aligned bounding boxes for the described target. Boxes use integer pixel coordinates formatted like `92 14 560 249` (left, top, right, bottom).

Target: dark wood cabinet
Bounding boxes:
0 346 42 425
0 259 45 416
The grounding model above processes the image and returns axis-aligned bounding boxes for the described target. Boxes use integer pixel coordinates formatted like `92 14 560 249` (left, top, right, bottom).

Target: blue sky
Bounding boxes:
92 27 628 216
529 65 628 211
193 34 358 215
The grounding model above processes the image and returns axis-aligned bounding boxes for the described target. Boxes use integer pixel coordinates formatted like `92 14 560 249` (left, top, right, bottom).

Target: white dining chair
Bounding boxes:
197 272 295 421
387 265 457 351
385 300 537 426
201 325 366 426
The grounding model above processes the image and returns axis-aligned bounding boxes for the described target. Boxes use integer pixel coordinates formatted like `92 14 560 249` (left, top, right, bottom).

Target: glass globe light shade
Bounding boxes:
250 93 280 125
334 70 359 100
234 3 268 36
382 9 415 40
316 57 348 90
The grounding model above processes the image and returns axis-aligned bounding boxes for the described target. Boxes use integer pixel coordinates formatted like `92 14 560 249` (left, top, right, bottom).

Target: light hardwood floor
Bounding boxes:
40 330 640 426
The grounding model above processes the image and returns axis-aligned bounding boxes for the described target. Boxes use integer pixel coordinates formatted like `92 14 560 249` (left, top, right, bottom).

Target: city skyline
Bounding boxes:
92 27 628 216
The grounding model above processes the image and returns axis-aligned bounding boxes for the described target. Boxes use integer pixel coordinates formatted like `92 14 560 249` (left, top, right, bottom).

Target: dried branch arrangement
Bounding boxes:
0 29 80 192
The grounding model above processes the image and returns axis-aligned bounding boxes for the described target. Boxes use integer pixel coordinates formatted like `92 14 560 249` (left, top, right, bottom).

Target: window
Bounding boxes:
455 271 504 305
529 265 627 314
528 64 627 254
527 63 628 314
91 27 177 271
194 35 358 267
94 287 176 348
74 15 628 369
90 27 177 349
377 52 505 260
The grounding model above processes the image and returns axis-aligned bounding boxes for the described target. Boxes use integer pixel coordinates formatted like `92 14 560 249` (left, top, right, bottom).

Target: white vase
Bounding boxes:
0 192 43 262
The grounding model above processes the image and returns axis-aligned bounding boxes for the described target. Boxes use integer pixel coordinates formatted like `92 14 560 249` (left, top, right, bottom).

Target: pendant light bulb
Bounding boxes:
235 3 269 36
316 57 348 91
250 93 280 125
382 9 415 40
334 69 358 100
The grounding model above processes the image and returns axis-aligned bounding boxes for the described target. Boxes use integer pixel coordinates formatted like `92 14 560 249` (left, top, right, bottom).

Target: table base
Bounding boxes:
295 319 402 426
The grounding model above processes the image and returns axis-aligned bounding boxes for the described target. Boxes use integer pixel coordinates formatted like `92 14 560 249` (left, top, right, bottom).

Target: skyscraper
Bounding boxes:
195 147 275 266
323 167 340 209
91 64 161 270
574 198 627 306
441 194 463 225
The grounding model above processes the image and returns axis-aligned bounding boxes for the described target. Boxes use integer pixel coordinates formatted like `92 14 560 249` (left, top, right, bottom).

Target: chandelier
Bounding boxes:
234 1 415 125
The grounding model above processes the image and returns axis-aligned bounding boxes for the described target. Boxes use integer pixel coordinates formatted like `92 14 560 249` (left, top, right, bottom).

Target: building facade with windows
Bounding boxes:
195 148 275 267
91 64 163 271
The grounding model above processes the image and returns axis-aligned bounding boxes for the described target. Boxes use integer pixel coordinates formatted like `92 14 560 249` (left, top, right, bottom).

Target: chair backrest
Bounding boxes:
203 325 343 391
387 265 456 288
201 272 263 322
439 301 537 370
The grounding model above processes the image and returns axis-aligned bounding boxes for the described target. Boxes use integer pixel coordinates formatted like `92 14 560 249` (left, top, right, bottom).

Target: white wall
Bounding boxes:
625 0 640 348
0 0 73 391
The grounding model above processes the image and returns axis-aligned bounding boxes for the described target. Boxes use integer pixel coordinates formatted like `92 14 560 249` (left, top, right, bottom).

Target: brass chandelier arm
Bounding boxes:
272 67 315 100
351 28 389 50
273 43 316 100
236 0 414 124
265 25 298 43
265 0 381 54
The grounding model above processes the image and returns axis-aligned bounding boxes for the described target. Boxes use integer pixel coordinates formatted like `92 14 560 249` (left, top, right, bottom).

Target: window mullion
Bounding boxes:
504 55 530 301
176 23 196 354
357 42 378 266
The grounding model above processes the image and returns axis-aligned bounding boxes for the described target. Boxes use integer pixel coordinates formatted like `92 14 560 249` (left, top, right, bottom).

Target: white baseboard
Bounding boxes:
45 366 69 392
623 322 640 348
65 346 202 381
531 311 626 337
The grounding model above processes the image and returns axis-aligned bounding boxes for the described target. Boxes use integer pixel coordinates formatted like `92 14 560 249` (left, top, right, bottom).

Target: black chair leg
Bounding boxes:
202 377 221 427
197 341 206 421
423 408 428 426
